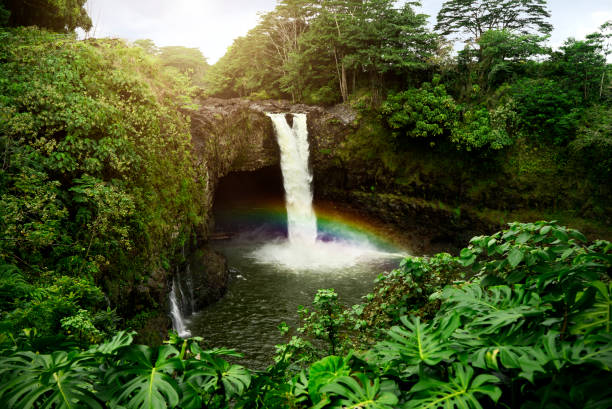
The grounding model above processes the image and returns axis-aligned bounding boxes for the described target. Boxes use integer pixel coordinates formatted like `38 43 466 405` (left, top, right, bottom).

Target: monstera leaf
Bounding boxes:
181 351 250 405
368 314 459 375
0 350 101 409
106 345 182 409
319 373 399 409
88 330 135 356
308 355 352 403
405 363 501 409
460 329 543 372
441 284 548 334
571 281 611 335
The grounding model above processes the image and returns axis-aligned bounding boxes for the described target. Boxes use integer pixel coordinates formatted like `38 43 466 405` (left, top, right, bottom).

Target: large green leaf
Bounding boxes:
181 351 250 404
320 373 399 409
106 345 182 409
368 314 459 375
406 363 501 409
441 284 547 334
0 350 102 409
308 355 352 403
88 331 134 356
571 281 611 335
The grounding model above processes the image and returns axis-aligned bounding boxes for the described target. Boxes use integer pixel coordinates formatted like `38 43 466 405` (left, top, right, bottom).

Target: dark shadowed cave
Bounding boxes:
212 165 286 236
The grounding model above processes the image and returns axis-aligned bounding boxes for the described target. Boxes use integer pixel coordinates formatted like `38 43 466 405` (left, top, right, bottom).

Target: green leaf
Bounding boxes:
406 363 501 409
308 355 352 403
0 350 102 409
507 247 524 268
368 315 459 374
571 281 611 335
107 345 182 409
320 373 399 409
540 225 552 235
441 284 548 334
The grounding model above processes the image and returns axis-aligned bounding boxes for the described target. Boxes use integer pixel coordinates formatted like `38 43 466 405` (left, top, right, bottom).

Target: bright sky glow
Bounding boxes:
84 0 611 63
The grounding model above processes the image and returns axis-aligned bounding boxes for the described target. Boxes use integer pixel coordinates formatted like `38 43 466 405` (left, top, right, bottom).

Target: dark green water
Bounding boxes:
188 236 402 369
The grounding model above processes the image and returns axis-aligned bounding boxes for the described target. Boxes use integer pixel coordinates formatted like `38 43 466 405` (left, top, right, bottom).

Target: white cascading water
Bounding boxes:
252 113 404 270
268 113 317 244
169 277 191 337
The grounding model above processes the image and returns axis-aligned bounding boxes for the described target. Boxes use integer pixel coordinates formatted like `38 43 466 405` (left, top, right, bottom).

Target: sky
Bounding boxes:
83 0 612 64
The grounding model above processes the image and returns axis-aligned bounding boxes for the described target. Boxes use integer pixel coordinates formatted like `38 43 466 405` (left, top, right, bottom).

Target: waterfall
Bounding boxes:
251 112 406 270
267 113 317 244
169 277 191 338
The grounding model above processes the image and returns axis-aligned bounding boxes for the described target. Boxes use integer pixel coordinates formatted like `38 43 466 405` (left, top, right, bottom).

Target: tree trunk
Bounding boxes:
370 71 382 106
340 63 348 103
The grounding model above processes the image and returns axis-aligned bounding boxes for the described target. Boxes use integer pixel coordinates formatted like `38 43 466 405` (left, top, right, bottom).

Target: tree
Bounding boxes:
435 0 552 43
0 0 92 32
348 0 436 103
159 46 210 87
548 30 608 103
256 0 311 102
133 39 159 56
474 30 549 89
298 0 435 103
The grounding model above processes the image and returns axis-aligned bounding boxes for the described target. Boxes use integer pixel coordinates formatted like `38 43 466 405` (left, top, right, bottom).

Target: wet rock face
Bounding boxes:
190 97 357 201
188 248 230 311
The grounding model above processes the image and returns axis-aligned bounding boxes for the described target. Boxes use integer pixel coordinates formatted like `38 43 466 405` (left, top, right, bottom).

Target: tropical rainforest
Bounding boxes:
0 0 611 408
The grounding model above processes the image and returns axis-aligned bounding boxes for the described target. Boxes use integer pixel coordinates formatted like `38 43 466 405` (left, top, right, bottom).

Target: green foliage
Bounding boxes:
320 373 398 409
551 35 608 103
0 27 208 339
511 78 583 144
0 331 252 409
308 355 351 402
406 363 501 409
1 223 610 409
435 0 552 41
570 104 612 187
571 281 611 335
0 350 103 409
107 345 182 408
450 105 513 150
299 289 347 355
1 0 92 32
382 80 458 141
382 78 513 150
158 46 210 87
205 0 435 103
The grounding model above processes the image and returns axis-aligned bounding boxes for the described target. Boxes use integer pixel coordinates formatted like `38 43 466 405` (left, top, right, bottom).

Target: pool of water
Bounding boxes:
187 229 404 369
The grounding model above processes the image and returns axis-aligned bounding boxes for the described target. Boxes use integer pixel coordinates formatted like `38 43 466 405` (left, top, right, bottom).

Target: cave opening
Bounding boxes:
212 165 286 237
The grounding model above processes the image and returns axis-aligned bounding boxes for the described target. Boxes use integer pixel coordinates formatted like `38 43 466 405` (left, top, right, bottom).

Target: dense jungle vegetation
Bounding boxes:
0 0 611 408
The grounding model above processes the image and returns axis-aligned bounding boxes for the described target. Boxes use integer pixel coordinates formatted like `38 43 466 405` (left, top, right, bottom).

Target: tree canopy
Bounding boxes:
0 0 92 32
205 0 436 104
435 0 552 42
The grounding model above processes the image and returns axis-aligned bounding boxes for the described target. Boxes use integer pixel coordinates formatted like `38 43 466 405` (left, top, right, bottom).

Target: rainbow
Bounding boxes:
214 199 407 254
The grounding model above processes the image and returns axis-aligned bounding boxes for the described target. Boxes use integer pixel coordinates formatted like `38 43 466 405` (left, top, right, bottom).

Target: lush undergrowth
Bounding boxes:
1 221 609 408
0 28 209 345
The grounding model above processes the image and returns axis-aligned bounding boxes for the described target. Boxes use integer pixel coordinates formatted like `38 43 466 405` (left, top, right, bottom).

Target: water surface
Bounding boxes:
188 230 402 369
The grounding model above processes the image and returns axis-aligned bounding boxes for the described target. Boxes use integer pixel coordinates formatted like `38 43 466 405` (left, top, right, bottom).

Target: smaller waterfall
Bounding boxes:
169 277 191 338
